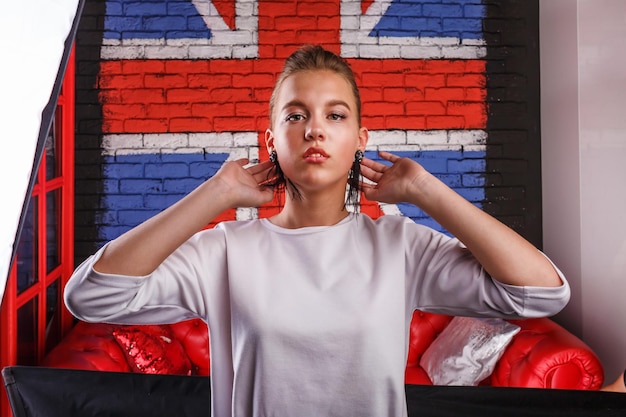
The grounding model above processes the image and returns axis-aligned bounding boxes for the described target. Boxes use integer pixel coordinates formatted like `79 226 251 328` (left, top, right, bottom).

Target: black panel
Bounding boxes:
483 0 543 248
73 0 108 265
4 367 626 417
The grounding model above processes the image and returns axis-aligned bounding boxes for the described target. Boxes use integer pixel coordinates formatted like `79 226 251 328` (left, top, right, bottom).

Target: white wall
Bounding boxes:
0 0 80 303
541 0 626 383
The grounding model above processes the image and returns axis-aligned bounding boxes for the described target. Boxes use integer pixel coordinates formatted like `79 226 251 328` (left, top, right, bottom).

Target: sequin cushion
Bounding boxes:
420 317 521 386
112 325 193 375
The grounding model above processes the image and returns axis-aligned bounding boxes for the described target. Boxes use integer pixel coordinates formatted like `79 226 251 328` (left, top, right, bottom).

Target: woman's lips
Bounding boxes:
303 148 328 163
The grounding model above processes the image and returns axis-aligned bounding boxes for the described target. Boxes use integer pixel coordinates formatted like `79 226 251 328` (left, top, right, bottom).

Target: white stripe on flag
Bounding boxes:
101 130 487 157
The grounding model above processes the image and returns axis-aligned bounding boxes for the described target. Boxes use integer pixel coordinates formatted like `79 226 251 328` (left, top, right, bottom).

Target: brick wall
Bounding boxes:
484 0 543 246
73 0 542 263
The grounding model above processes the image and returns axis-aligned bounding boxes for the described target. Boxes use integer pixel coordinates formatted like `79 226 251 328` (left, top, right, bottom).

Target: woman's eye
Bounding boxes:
286 113 305 122
329 113 346 121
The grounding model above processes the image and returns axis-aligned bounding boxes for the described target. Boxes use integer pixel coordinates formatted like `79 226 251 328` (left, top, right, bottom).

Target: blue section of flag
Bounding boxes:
98 153 229 241
98 150 485 240
104 0 211 40
371 0 485 40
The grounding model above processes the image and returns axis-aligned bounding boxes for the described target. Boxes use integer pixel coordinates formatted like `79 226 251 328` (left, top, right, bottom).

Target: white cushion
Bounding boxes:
420 316 521 386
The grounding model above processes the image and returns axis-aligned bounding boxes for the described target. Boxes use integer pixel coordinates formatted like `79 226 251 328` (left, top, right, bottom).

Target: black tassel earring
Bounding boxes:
354 149 364 163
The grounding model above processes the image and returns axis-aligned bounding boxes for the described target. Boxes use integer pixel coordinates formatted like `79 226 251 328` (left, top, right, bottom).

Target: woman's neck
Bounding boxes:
269 193 349 229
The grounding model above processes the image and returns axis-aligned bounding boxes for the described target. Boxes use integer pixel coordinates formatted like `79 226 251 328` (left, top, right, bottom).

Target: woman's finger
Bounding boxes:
246 160 274 175
360 163 383 183
247 161 278 186
378 151 401 163
359 181 375 191
360 157 390 174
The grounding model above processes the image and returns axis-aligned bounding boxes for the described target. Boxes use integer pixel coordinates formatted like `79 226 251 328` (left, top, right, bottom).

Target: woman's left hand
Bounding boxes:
359 151 431 205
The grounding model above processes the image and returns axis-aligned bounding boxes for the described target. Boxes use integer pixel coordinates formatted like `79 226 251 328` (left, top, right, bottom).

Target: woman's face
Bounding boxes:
265 69 368 196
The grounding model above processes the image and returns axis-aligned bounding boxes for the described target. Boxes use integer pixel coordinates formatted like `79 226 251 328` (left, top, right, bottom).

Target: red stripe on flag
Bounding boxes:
361 0 375 15
99 58 486 134
212 0 236 30
258 1 342 57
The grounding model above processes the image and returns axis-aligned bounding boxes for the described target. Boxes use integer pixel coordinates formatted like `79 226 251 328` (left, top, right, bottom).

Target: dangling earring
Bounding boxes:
354 149 364 163
269 150 278 163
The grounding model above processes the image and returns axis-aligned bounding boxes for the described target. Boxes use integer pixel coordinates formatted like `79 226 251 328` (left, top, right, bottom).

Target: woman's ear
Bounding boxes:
358 126 369 151
265 128 275 153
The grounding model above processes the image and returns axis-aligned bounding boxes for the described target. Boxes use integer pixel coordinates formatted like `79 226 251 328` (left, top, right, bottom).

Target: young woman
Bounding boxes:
64 45 570 416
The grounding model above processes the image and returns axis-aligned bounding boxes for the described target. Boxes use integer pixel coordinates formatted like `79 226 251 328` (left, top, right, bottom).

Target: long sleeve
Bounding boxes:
398 217 570 318
64 227 229 325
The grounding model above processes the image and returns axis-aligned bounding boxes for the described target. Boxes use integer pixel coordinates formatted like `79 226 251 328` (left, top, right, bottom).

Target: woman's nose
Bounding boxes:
305 118 325 141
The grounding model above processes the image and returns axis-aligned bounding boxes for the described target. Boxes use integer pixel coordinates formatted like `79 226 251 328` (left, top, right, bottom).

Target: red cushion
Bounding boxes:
112 325 193 376
406 311 453 368
42 322 131 372
169 319 210 376
405 366 432 385
42 313 604 390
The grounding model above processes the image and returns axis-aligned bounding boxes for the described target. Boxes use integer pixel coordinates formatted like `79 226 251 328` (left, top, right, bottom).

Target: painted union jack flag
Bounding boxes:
97 0 487 240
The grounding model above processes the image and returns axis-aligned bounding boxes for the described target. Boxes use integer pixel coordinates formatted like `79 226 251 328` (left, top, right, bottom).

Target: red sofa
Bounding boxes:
42 311 605 390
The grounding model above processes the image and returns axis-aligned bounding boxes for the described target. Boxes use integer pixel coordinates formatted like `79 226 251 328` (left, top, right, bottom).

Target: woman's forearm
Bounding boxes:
92 159 275 277
408 173 563 288
93 177 233 277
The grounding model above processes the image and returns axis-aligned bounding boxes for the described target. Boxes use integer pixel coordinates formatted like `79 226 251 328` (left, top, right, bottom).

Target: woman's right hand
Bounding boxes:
209 159 276 209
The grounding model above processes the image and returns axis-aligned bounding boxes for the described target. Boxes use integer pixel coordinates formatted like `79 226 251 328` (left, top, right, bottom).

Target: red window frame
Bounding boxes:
0 48 75 416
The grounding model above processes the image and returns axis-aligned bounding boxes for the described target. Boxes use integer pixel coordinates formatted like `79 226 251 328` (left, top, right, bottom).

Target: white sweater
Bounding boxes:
64 213 570 417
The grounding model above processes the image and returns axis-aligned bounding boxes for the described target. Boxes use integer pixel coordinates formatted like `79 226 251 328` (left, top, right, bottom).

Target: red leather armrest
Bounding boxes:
490 318 604 390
